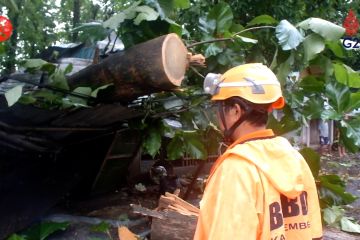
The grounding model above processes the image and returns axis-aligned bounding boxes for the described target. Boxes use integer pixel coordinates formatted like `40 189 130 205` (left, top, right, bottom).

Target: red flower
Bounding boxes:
0 16 13 42
343 9 359 36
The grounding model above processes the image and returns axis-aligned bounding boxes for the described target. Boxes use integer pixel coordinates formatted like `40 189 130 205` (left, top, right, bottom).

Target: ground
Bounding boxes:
13 150 360 239
320 151 360 224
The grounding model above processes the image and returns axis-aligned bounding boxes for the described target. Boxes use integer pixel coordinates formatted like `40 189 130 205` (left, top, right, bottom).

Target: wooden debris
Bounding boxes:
157 192 199 216
118 226 138 240
150 192 199 239
130 204 166 219
151 210 197 240
129 193 199 240
187 53 206 68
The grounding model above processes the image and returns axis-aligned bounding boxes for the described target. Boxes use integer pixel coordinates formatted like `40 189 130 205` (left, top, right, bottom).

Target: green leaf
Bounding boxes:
319 175 357 206
310 55 333 80
18 94 37 105
73 87 92 96
23 221 69 240
323 206 344 226
347 92 360 112
150 0 173 18
204 43 223 57
208 2 233 34
347 70 360 88
276 52 294 85
325 82 350 113
333 62 348 85
91 84 113 97
302 97 323 119
298 17 345 41
102 1 141 28
299 148 320 178
41 64 56 75
275 20 304 50
341 217 360 233
0 43 6 55
7 234 26 240
247 15 278 26
168 21 182 35
72 22 109 43
182 131 207 160
333 62 360 88
49 69 69 90
167 135 185 160
303 34 325 62
339 125 359 153
173 0 190 9
64 63 73 75
133 6 159 25
3 0 19 12
90 221 110 233
162 96 184 110
142 127 162 158
33 89 62 103
341 118 360 147
5 84 24 107
72 22 103 32
299 76 324 93
321 108 342 120
24 58 48 69
103 12 126 29
326 41 345 58
234 35 258 44
267 106 300 135
64 87 92 107
199 17 216 34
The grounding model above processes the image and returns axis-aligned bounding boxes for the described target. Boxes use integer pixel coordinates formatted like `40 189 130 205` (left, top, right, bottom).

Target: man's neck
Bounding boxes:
231 122 266 141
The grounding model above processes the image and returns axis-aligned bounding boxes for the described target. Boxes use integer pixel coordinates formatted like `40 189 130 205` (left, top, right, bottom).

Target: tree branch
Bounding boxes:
186 25 276 48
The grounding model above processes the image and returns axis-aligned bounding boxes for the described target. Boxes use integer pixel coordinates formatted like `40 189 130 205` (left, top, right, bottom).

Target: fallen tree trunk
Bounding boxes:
68 33 189 101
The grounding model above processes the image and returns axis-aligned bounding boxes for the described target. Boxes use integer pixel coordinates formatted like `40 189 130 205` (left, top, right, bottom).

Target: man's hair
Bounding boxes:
222 97 270 126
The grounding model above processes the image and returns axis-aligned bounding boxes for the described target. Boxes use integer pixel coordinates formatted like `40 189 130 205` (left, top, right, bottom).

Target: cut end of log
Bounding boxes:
162 33 189 87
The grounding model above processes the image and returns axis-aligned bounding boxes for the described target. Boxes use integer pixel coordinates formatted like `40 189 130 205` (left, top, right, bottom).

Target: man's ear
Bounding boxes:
233 103 243 120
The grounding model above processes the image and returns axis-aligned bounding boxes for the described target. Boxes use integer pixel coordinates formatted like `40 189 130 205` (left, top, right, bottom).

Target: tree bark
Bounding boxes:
151 210 197 240
72 0 80 42
68 33 189 101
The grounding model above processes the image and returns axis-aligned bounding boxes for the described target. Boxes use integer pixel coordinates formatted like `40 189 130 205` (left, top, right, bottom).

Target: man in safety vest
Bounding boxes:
194 63 323 240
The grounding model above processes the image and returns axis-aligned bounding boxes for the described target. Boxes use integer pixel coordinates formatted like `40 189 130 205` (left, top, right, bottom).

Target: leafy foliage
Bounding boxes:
299 148 320 178
7 221 69 240
275 20 304 50
318 175 357 207
90 221 110 233
5 84 24 107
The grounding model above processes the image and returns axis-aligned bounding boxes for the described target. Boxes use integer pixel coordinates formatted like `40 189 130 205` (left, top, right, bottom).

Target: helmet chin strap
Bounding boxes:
217 100 252 143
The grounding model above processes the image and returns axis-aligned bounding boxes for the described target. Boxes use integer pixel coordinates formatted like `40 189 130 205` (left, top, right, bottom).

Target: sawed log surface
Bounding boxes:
68 33 188 101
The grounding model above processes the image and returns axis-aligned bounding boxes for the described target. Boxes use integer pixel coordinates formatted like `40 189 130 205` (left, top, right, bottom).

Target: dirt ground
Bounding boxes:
320 150 360 223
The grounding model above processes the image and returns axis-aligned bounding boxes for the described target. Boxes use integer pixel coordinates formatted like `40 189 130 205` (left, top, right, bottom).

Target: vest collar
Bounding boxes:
208 129 275 180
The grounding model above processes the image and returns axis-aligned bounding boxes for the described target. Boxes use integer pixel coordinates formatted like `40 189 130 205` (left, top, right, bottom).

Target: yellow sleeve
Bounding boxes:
194 157 261 240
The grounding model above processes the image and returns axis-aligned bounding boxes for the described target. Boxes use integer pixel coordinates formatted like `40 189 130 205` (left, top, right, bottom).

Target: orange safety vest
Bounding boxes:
194 129 323 240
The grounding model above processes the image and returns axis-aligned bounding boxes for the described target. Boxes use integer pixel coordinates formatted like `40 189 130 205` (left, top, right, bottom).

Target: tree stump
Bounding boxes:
68 33 189 101
151 210 197 240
